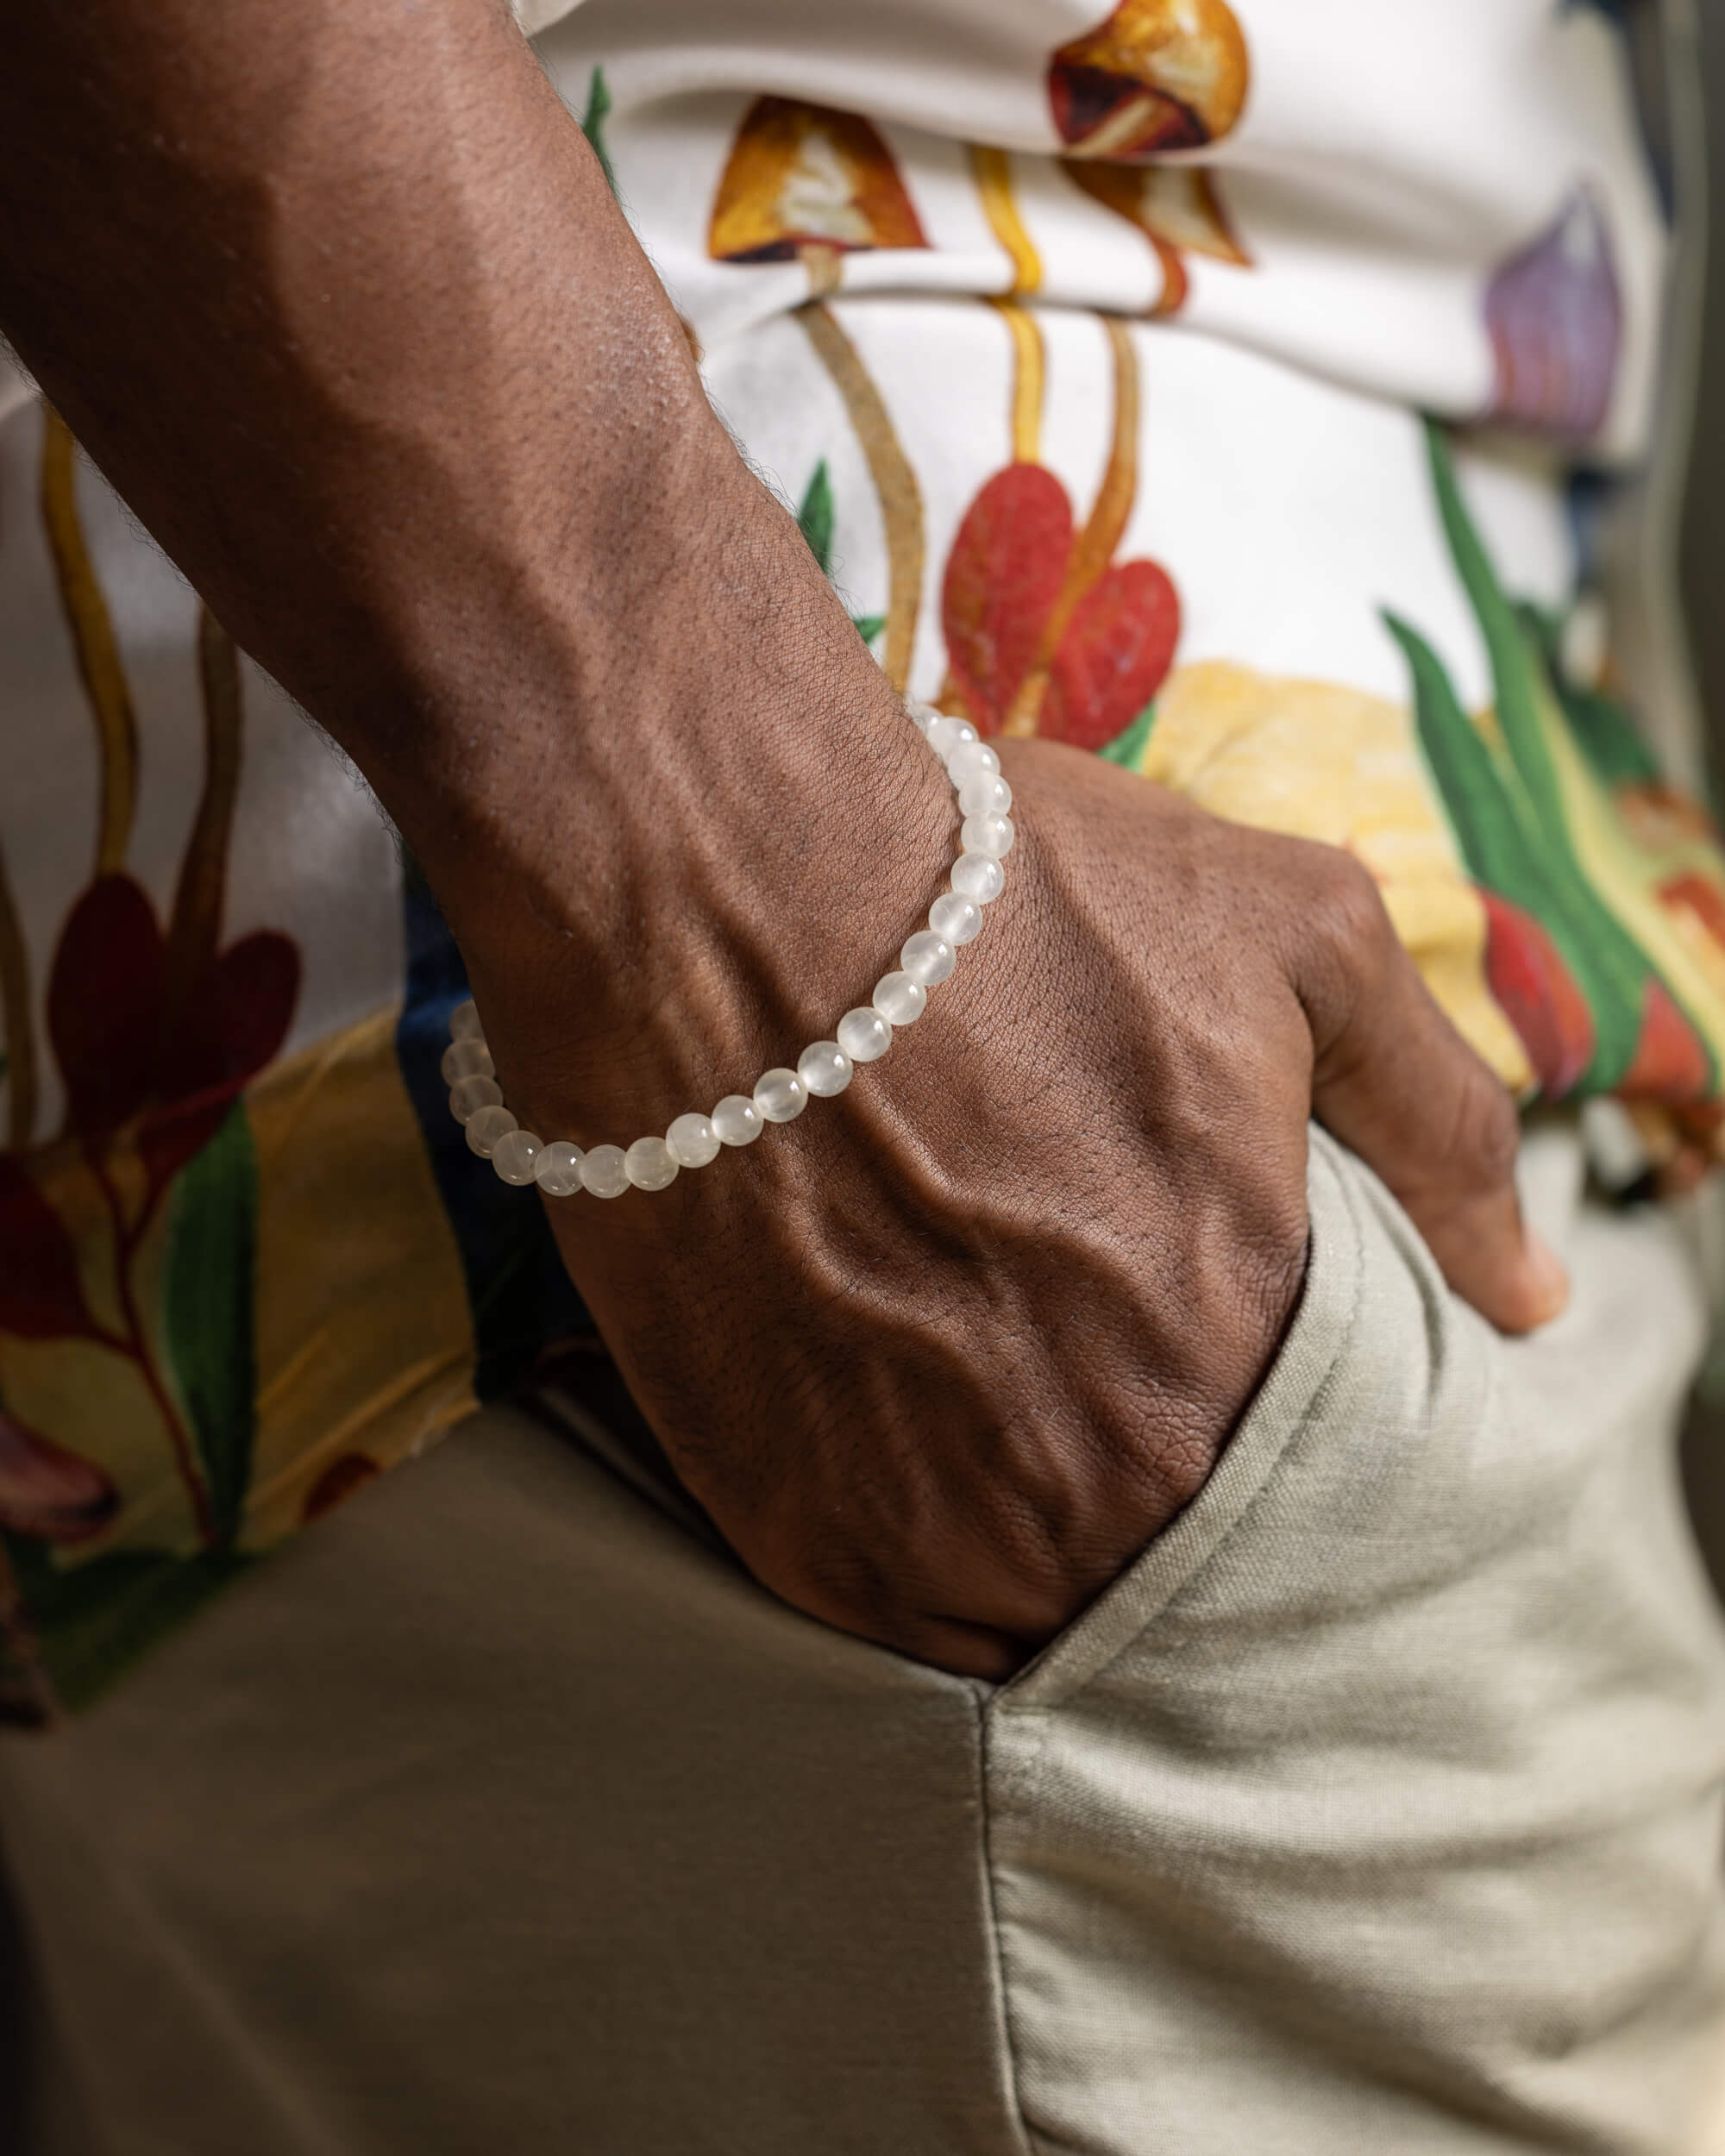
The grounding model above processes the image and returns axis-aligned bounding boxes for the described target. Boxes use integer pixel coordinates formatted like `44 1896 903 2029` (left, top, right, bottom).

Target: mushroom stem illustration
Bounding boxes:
0 831 34 1150
160 608 245 1050
40 410 138 881
797 302 925 693
1006 317 1140 734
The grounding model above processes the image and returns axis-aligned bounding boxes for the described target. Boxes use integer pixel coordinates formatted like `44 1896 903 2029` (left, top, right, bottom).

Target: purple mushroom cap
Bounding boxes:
1484 188 1622 438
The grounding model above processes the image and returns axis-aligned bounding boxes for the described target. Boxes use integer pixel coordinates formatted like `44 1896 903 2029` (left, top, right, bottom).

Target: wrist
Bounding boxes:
442 705 1017 1198
412 478 957 1140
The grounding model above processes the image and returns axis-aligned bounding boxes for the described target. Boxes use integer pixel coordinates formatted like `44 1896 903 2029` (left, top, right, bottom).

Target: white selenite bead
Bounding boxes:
441 1038 494 1086
754 1068 808 1123
837 1006 891 1063
958 772 1013 818
951 851 1006 906
580 1144 630 1197
667 1112 720 1168
926 715 977 761
449 1000 485 1042
798 1041 853 1097
712 1094 764 1146
962 812 1014 858
626 1136 680 1191
449 1074 503 1123
873 971 926 1026
906 698 941 736
465 1104 517 1157
492 1128 542 1186
929 892 983 946
900 929 957 986
535 1139 586 1196
945 740 1000 787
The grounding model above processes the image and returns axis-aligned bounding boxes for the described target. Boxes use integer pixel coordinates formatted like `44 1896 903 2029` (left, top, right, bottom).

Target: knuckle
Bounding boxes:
1304 846 1394 968
1447 1059 1521 1188
1275 841 1398 1027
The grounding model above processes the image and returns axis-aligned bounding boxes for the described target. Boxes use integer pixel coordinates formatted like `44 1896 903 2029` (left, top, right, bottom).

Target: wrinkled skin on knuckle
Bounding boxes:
1458 1056 1522 1189
1274 838 1400 1036
1411 1044 1521 1213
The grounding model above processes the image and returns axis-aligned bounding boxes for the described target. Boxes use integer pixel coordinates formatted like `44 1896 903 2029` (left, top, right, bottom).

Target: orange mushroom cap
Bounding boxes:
710 98 928 262
1050 0 1250 161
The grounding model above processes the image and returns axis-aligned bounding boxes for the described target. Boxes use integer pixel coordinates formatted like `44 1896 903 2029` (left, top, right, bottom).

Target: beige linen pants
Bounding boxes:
4 1128 1725 2155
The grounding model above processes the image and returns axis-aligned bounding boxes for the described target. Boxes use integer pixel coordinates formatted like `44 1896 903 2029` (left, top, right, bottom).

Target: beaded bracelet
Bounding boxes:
440 701 1014 1199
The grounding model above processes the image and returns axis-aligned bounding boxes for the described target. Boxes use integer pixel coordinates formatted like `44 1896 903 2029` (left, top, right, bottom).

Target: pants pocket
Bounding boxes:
980 1126 1725 2156
994 1121 1367 1718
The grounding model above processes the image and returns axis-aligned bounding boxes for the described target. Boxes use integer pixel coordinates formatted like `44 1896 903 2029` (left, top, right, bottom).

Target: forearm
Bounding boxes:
0 0 946 1121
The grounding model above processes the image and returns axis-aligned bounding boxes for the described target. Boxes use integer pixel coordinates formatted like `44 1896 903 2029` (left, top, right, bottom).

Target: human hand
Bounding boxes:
0 0 1561 1681
464 728 1565 1680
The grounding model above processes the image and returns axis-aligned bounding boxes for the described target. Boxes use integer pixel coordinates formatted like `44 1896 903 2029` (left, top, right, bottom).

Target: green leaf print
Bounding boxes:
1516 603 1662 791
581 66 618 199
162 1101 259 1547
1413 420 1701 1089
798 460 836 577
1098 702 1157 770
1384 607 1642 1087
1423 420 1569 845
1383 611 1543 898
797 461 893 655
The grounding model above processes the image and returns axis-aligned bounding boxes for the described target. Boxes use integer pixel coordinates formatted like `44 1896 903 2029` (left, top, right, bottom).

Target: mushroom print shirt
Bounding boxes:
0 0 1717 1713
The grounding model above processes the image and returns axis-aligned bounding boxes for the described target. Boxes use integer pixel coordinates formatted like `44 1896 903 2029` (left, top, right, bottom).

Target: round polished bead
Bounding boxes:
929 891 983 946
906 698 941 737
837 1006 892 1063
492 1127 542 1185
580 1144 630 1198
958 772 1013 818
900 929 957 986
873 970 927 1026
534 1139 586 1196
625 1135 680 1191
961 812 1015 858
441 1038 494 1086
465 1104 517 1158
798 1041 853 1098
945 740 1000 787
448 1074 503 1123
754 1068 808 1123
449 999 485 1042
926 715 977 761
667 1112 720 1168
712 1094 764 1146
951 850 1007 906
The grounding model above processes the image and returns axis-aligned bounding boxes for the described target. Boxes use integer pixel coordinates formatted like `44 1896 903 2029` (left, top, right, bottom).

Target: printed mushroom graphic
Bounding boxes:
1063 161 1249 317
1484 188 1622 437
710 98 928 297
1049 0 1249 162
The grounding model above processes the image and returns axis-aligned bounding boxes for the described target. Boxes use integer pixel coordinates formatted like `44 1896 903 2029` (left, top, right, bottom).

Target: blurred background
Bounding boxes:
1685 3 1725 724
1675 0 1725 1595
